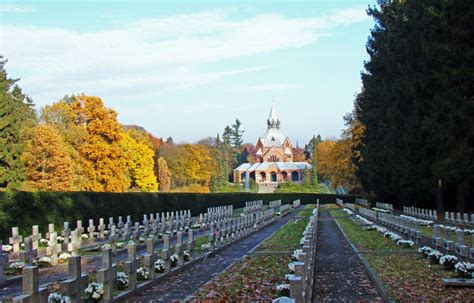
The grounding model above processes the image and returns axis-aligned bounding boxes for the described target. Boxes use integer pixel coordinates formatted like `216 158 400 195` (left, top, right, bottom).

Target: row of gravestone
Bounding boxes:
201 205 233 225
1 207 236 286
269 200 282 209
6 210 193 264
376 212 422 243
243 200 263 214
403 206 437 222
276 207 319 303
9 208 278 303
433 225 474 259
278 204 291 217
444 212 474 228
375 202 393 211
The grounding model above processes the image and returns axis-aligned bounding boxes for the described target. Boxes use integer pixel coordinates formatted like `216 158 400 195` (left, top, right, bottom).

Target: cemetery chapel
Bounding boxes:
233 104 311 184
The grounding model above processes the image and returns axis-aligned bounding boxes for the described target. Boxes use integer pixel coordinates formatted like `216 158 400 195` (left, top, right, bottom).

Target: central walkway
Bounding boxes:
127 211 298 302
312 211 382 302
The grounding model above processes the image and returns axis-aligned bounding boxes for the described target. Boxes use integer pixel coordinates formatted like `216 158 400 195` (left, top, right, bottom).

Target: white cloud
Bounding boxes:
0 4 34 13
238 84 303 91
0 6 368 106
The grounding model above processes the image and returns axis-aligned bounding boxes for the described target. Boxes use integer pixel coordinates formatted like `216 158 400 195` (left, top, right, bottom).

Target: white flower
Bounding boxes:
116 242 125 249
428 250 443 259
34 256 52 266
276 284 290 291
399 215 433 226
81 234 89 240
47 292 71 303
455 261 474 277
115 272 129 290
288 262 296 273
58 253 71 262
9 262 25 269
101 244 111 250
137 267 150 280
396 239 414 247
439 255 458 266
154 259 165 272
343 208 354 215
418 246 433 255
2 244 13 253
40 238 50 245
57 236 64 243
292 249 303 261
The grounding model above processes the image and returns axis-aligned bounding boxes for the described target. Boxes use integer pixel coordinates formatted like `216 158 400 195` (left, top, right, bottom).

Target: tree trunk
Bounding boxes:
456 181 467 213
436 179 444 213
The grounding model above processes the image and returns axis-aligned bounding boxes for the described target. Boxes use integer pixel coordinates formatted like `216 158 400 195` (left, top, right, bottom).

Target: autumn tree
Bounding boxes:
71 95 129 192
157 157 171 192
0 56 37 190
40 99 88 190
120 128 158 192
22 124 74 191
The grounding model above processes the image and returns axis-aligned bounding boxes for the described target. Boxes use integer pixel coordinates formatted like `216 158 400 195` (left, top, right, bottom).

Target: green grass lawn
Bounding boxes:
194 235 209 252
257 219 308 252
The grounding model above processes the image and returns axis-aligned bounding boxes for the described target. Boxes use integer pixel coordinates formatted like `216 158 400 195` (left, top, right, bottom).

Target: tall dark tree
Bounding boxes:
230 119 244 148
304 135 321 160
0 56 37 190
353 0 474 211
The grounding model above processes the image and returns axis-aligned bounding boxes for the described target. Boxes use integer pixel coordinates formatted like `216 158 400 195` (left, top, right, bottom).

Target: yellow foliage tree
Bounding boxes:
71 95 129 192
120 128 158 192
40 99 88 190
22 124 75 191
317 140 337 179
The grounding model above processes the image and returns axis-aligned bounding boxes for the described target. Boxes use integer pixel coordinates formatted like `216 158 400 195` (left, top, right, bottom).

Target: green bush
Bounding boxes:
0 191 359 241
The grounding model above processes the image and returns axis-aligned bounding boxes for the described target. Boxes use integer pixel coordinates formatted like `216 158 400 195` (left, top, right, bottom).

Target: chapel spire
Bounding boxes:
267 103 280 129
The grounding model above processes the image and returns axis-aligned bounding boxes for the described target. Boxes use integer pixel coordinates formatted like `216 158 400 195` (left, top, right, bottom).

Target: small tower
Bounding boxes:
267 103 281 129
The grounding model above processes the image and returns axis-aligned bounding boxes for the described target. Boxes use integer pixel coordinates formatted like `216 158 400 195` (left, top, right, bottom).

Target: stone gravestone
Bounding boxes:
98 218 106 240
87 219 96 241
186 229 195 261
124 243 140 290
97 249 117 303
175 231 184 266
161 234 171 272
30 226 41 253
46 224 55 241
60 256 88 303
143 238 157 280
9 227 23 259
46 232 62 265
68 230 81 256
109 225 118 253
12 266 48 302
444 229 455 252
455 230 469 257
20 237 35 265
62 222 71 249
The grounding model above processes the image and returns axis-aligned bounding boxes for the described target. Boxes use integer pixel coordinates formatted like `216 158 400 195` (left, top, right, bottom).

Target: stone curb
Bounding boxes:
332 213 393 303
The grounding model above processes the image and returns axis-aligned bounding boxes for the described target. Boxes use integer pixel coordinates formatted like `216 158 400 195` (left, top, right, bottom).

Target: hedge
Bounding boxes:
0 191 359 241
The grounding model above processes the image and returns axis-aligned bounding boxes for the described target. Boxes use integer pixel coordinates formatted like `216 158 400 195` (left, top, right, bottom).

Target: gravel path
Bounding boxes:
126 212 298 303
312 211 383 302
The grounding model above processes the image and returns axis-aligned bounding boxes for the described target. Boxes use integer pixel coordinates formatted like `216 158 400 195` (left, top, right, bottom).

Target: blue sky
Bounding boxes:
0 0 376 145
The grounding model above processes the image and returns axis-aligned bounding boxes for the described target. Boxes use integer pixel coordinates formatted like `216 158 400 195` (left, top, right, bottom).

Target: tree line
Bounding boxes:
348 0 473 211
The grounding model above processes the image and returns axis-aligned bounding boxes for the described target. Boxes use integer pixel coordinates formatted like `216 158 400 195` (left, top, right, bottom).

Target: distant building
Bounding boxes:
233 104 311 184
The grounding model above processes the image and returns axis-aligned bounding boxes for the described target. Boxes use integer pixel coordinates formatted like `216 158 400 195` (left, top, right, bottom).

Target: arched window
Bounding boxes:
281 171 288 181
259 172 267 182
270 172 277 182
291 171 300 182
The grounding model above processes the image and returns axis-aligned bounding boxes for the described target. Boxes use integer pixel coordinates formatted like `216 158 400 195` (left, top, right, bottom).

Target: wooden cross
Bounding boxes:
124 243 140 290
60 256 88 303
46 232 61 265
97 248 117 303
9 227 23 254
12 266 47 303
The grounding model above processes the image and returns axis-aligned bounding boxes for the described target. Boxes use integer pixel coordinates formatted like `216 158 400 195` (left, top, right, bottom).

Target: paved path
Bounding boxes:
312 211 382 302
127 212 298 302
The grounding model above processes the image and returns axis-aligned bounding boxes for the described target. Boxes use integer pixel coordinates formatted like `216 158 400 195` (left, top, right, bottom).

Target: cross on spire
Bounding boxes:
267 103 280 129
